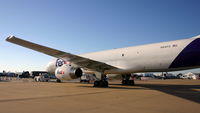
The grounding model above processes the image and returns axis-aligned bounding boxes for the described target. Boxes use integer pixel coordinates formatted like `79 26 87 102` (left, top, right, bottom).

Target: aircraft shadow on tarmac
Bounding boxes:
136 84 200 104
79 83 200 104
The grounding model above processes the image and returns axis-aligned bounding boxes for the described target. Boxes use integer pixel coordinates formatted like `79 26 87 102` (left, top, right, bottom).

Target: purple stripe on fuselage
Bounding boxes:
169 38 200 68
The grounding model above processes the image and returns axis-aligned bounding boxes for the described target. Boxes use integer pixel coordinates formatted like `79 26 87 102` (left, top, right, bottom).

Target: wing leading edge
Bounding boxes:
6 36 118 72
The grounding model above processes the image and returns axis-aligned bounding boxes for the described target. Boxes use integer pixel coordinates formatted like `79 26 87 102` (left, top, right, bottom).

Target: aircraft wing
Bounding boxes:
6 36 118 72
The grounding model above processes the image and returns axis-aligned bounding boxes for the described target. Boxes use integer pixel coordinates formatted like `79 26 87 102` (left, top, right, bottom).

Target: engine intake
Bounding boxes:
55 65 82 80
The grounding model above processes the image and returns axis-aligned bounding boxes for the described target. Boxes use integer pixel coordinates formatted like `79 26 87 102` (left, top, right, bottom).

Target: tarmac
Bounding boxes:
0 79 199 113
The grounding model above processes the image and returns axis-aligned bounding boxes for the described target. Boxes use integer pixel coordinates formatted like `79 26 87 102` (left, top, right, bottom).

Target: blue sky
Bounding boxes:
0 0 200 73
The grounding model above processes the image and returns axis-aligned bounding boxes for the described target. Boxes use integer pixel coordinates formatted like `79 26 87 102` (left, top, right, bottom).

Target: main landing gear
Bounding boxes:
122 74 135 85
93 74 108 87
56 79 61 83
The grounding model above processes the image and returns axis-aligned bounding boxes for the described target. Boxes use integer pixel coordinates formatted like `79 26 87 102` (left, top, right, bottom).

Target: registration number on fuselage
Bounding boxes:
160 44 178 49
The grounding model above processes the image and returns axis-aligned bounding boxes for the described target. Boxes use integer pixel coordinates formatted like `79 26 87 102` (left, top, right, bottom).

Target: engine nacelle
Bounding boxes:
55 65 82 80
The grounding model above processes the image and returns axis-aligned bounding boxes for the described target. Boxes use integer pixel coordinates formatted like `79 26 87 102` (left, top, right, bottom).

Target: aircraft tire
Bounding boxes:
56 79 61 83
93 81 100 87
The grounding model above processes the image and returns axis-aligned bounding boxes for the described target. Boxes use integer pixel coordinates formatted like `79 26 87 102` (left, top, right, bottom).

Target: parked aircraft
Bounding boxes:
6 35 200 87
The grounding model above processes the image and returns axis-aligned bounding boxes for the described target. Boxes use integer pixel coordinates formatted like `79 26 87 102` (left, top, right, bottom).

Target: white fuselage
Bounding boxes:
46 36 200 74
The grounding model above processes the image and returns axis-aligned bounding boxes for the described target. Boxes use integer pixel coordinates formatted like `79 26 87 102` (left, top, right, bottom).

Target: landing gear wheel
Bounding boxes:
93 73 109 87
93 80 108 87
122 80 135 85
122 74 135 86
129 80 135 85
100 80 108 87
122 80 127 85
103 81 108 87
56 79 61 83
94 81 100 87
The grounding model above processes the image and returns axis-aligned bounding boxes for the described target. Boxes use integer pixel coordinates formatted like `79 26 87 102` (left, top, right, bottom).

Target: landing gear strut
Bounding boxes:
122 74 135 85
93 74 108 87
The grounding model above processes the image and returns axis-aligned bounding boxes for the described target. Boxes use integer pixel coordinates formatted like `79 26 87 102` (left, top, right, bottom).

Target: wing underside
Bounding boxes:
6 36 118 72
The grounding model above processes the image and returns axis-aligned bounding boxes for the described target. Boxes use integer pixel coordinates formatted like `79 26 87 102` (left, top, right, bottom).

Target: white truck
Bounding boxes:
34 74 50 82
80 74 96 83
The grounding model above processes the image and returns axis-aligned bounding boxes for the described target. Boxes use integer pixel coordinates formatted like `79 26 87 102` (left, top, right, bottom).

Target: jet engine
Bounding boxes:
55 65 82 80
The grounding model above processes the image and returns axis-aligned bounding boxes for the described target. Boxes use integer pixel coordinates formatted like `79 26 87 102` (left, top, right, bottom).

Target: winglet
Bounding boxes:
6 35 15 41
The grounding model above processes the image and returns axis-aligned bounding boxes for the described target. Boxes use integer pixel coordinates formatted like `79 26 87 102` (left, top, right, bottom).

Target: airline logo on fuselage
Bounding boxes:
57 69 65 74
56 59 66 67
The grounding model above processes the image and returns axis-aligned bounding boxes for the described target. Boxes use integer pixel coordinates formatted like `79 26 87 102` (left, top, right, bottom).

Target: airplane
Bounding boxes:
6 35 200 87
